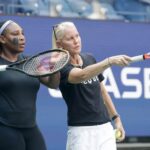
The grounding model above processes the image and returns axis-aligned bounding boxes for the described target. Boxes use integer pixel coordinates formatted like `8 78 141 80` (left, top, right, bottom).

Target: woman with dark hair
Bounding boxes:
0 20 60 150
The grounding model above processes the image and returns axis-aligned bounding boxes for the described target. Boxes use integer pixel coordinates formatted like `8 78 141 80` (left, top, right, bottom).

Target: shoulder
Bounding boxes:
18 54 30 61
81 53 96 63
81 53 94 58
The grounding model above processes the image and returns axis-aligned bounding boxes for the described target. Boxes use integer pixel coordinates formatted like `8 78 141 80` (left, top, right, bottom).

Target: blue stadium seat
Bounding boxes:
100 3 124 20
55 0 93 18
18 0 39 15
0 0 22 14
113 0 148 21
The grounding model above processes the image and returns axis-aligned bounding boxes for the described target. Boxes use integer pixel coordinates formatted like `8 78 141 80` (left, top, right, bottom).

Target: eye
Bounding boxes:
66 37 72 41
12 31 19 36
22 30 25 35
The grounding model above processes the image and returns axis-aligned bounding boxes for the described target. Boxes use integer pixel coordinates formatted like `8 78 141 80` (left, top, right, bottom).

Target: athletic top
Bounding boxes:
59 53 110 126
0 55 40 128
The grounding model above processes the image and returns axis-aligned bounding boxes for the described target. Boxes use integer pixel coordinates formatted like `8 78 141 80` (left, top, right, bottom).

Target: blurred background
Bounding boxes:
0 0 150 150
1 0 150 22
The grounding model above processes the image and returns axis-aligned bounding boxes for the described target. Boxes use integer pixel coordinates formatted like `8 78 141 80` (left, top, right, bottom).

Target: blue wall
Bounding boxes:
0 16 150 150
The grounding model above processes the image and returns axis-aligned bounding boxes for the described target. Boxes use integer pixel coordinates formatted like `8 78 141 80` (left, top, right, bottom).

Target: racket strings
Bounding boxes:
25 55 50 75
44 54 68 72
51 55 68 72
24 57 41 74
23 51 69 76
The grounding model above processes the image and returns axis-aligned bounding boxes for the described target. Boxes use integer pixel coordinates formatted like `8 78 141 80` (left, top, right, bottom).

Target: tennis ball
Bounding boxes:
115 129 122 140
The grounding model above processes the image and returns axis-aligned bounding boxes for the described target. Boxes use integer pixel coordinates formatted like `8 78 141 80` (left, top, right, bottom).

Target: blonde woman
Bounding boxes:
52 21 131 150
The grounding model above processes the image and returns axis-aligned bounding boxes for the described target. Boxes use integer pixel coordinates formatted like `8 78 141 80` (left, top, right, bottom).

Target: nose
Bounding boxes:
73 37 78 44
19 34 25 41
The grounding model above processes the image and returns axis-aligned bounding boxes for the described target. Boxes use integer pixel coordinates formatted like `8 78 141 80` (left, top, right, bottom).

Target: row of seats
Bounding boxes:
0 0 150 22
99 0 150 22
0 0 94 18
0 0 39 15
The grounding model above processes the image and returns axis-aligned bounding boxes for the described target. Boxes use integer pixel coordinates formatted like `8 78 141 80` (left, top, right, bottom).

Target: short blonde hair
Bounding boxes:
52 22 75 49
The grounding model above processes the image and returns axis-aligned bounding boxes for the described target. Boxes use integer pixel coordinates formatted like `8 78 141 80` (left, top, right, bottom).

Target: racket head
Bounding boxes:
23 48 70 77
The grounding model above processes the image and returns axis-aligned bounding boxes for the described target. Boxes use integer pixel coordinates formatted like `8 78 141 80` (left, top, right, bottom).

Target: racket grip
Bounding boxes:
131 55 144 63
0 65 7 71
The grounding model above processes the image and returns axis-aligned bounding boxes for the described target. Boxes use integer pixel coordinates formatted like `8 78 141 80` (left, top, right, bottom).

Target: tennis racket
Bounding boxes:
131 52 150 63
0 48 70 77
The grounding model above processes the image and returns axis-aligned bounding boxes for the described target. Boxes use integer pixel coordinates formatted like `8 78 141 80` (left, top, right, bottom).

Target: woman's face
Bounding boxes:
1 22 25 53
58 25 81 56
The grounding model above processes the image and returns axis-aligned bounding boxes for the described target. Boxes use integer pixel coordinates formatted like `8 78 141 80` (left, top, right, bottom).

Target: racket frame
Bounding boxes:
0 49 70 77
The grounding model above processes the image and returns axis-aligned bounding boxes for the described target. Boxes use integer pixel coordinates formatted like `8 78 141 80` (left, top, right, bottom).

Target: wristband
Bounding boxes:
112 114 120 121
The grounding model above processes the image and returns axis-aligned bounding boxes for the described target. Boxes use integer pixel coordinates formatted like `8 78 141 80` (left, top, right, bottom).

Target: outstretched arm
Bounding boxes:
68 55 131 83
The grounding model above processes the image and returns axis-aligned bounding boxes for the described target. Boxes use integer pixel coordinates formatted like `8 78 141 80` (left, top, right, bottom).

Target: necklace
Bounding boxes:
71 55 83 68
72 64 82 68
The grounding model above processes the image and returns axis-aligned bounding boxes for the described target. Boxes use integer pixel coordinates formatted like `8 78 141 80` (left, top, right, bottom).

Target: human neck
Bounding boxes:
0 50 19 62
70 54 83 67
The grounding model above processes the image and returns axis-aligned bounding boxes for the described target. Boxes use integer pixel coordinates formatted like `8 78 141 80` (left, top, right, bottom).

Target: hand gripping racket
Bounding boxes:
0 48 70 77
131 52 150 62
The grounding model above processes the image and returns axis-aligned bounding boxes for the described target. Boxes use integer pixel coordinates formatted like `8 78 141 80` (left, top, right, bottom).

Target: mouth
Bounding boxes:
75 46 81 51
19 43 25 48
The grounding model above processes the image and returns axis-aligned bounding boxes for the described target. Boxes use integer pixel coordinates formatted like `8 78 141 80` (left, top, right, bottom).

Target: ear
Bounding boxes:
0 35 6 44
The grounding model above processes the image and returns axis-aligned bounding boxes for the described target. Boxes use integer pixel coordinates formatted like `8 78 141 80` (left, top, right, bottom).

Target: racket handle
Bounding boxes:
131 54 144 63
0 65 7 71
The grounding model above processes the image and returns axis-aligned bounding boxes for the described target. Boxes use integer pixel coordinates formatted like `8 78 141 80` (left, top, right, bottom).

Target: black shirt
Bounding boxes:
0 55 40 128
59 53 110 126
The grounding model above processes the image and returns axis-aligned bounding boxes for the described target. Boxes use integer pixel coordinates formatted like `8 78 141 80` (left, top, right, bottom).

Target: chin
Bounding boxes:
77 49 81 54
17 49 24 53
